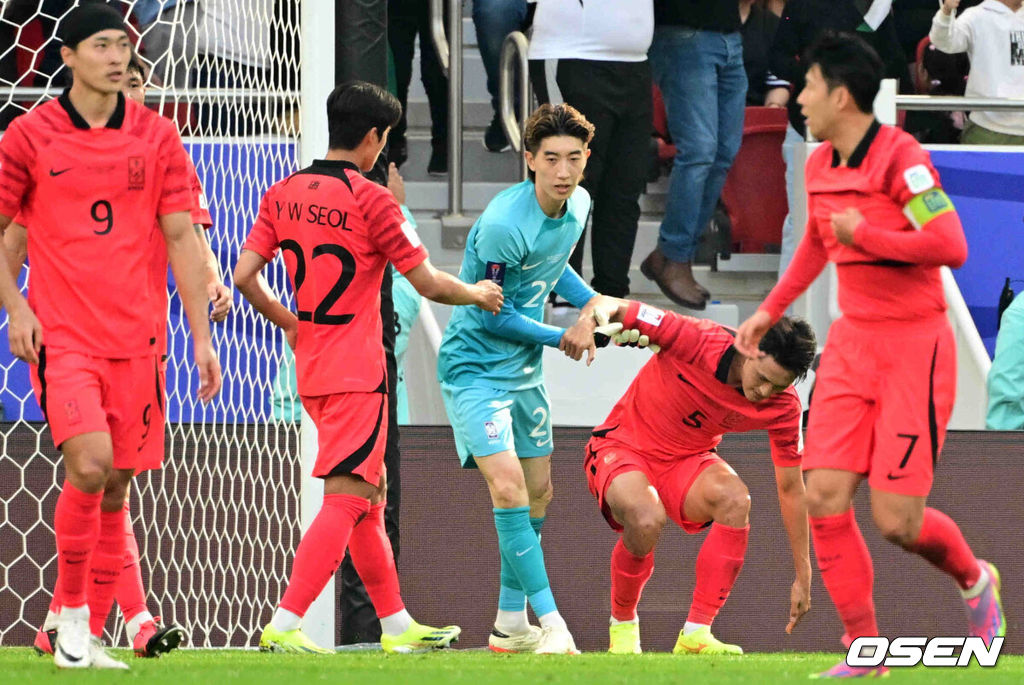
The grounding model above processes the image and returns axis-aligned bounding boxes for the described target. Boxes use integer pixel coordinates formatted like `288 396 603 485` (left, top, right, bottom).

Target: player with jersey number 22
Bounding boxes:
234 81 502 655
735 32 1004 679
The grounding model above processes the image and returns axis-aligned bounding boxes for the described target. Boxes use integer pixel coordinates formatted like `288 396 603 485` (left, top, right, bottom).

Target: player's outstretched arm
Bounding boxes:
160 210 221 402
233 249 299 349
195 226 232 322
0 213 42 363
403 259 503 313
773 463 812 634
738 218 829 357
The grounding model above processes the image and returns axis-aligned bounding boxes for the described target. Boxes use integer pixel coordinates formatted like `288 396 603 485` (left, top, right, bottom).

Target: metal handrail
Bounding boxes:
895 95 1024 111
3 87 298 102
431 0 464 218
499 31 531 181
428 0 450 78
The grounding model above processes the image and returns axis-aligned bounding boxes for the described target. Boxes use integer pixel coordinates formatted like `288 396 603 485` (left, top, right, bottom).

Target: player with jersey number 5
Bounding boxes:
583 300 816 656
234 80 503 655
438 103 627 655
735 32 1004 679
0 4 221 670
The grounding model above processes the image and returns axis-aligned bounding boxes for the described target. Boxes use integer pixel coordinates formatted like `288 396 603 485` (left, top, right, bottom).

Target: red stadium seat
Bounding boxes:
720 106 789 253
651 85 675 164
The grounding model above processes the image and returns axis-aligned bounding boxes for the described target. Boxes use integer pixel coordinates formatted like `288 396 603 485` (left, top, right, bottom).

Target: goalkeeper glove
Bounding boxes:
593 310 660 353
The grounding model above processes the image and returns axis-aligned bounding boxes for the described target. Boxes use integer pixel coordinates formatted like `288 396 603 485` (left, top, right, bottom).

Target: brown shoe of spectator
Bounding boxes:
641 249 707 311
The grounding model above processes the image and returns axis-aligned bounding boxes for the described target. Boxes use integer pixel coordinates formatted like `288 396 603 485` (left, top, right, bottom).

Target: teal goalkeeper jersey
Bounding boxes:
438 180 591 391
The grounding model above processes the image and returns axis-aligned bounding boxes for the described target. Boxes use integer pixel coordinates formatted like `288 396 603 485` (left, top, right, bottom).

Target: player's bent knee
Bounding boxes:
622 502 667 541
703 474 751 525
489 476 529 509
872 509 921 548
804 482 850 518
64 458 111 493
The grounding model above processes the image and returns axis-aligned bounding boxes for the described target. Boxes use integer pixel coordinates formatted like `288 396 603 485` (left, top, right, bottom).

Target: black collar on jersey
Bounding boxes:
58 88 126 130
715 346 739 385
832 118 881 169
292 158 361 193
312 159 361 172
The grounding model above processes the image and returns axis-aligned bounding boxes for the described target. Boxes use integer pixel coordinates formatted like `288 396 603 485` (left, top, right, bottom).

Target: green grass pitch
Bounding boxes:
2 648 1021 684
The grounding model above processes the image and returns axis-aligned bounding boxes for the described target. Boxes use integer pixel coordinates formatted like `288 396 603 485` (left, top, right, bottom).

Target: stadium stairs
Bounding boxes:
399 14 790 425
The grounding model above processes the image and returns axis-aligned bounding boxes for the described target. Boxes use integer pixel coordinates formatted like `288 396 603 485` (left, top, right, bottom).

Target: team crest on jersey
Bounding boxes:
64 400 81 425
484 421 499 440
128 156 145 189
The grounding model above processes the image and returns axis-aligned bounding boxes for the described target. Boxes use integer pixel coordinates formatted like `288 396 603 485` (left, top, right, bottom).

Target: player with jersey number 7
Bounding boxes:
735 32 1004 679
234 80 502 655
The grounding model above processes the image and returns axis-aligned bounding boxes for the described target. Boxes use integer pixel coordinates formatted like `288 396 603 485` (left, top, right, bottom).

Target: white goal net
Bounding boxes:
0 0 305 647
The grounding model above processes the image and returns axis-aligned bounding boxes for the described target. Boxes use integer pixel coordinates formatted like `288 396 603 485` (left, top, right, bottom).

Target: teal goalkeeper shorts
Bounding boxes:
440 383 553 468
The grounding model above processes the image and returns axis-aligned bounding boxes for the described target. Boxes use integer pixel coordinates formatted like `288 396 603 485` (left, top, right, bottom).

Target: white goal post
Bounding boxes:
0 0 337 648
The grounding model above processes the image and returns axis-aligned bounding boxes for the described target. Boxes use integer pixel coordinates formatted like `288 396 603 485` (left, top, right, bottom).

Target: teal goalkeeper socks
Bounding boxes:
498 515 546 611
493 507 557 617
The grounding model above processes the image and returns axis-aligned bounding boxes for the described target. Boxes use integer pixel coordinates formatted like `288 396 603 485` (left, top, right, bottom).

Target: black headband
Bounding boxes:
57 3 127 48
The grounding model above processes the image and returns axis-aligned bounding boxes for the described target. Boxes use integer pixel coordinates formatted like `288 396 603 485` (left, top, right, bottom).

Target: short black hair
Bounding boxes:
326 81 402 151
126 53 145 78
803 31 884 114
523 103 595 181
759 316 817 381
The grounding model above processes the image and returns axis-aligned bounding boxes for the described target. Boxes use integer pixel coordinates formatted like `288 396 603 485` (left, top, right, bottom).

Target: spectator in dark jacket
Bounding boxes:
770 0 911 136
740 0 790 107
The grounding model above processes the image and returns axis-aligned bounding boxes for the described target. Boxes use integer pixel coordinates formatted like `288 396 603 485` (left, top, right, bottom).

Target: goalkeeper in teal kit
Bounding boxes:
439 104 624 655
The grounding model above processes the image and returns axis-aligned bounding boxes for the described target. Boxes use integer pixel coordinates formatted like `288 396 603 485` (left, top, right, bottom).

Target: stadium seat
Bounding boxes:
651 85 675 164
720 106 789 254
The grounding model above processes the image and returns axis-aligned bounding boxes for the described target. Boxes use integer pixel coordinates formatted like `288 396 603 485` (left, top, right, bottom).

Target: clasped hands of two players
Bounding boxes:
558 308 658 365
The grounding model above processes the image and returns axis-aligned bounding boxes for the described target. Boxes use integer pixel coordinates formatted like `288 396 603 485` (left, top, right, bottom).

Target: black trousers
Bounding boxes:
337 268 401 644
388 0 449 152
530 58 652 298
331 0 396 646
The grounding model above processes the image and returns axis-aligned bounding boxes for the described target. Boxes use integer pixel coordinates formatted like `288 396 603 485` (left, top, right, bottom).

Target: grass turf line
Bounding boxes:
2 648 1021 684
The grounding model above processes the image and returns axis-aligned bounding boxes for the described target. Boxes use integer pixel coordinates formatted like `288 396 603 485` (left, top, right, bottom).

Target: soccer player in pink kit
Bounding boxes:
236 80 503 654
736 32 1005 678
0 5 220 670
6 53 233 660
586 301 816 654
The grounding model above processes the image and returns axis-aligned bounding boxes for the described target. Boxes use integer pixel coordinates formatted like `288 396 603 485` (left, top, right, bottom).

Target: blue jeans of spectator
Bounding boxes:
472 0 528 115
778 123 804 278
650 28 746 262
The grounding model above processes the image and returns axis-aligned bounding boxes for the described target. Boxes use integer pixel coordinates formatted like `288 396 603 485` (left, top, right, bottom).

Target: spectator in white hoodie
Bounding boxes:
930 0 1024 144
